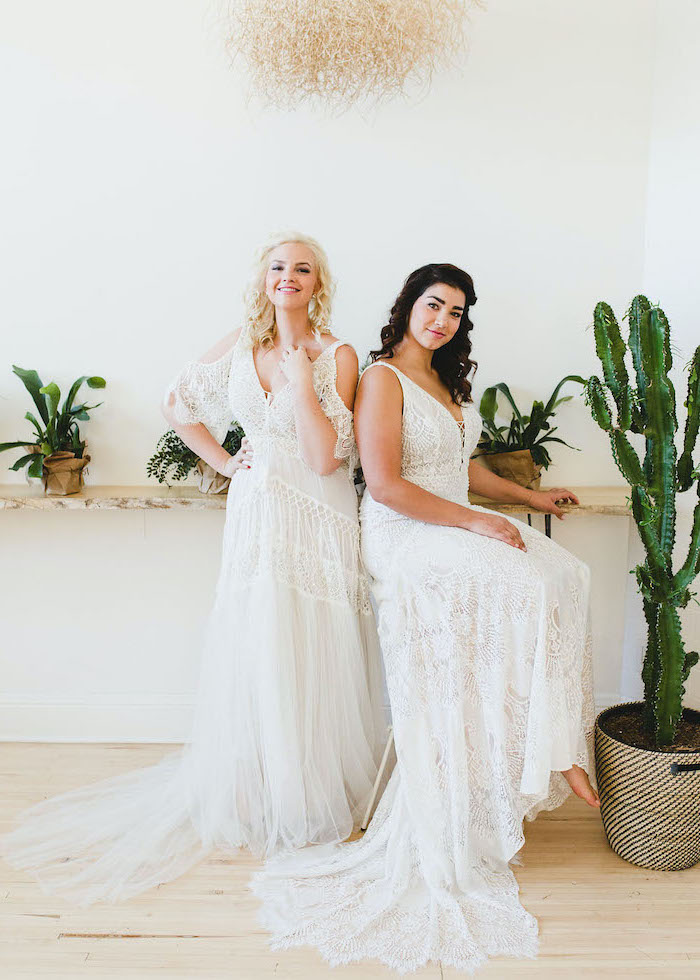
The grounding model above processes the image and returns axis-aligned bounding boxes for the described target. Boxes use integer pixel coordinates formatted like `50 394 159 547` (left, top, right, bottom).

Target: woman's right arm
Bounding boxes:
354 367 526 550
161 328 252 477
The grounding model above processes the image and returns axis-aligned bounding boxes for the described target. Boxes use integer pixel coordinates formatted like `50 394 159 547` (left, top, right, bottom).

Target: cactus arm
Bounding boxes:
631 486 668 577
593 302 630 424
641 308 677 554
628 295 651 432
654 604 685 746
641 598 660 735
610 430 645 486
673 491 700 594
584 376 613 431
677 346 700 492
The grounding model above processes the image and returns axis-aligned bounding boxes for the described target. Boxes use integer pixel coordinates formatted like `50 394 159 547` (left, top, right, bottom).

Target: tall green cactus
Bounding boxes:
584 297 700 746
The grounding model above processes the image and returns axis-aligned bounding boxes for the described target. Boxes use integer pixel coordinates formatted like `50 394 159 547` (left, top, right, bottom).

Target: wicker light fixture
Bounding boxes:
225 0 480 110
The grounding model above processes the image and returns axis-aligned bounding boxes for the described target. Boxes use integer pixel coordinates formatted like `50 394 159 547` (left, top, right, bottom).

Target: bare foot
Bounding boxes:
562 764 600 807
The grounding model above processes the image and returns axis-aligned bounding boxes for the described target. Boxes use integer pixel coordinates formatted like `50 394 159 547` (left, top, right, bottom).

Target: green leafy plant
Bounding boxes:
477 375 585 468
584 296 700 746
0 365 106 478
147 424 245 486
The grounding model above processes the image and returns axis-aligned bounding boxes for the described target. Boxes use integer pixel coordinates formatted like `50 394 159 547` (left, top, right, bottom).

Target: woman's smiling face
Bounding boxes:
407 283 466 350
264 242 318 313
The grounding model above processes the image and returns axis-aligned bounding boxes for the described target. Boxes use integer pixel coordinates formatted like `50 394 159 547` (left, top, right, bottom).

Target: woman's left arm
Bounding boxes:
467 459 579 520
284 345 359 476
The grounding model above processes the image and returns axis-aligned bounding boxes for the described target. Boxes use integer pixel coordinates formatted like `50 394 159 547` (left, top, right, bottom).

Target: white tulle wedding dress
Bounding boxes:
252 361 596 974
1 329 385 906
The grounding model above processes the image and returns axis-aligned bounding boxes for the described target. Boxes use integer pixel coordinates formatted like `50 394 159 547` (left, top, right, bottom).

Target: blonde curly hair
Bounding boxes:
244 232 335 349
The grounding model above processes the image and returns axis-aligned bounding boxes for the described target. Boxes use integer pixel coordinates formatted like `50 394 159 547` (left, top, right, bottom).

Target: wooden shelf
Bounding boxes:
0 484 631 516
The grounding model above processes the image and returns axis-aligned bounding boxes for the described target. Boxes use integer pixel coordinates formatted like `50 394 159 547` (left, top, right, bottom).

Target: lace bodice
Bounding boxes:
362 361 482 505
165 332 357 470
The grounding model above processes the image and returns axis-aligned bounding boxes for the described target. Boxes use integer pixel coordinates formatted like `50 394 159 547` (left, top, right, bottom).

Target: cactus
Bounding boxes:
584 297 700 746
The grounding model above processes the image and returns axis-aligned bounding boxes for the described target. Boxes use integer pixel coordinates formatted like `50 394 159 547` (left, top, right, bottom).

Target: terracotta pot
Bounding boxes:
42 452 90 495
196 459 230 494
478 448 542 489
596 702 700 870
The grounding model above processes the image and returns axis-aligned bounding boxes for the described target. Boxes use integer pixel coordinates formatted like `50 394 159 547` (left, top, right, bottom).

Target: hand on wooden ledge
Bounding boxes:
525 487 580 519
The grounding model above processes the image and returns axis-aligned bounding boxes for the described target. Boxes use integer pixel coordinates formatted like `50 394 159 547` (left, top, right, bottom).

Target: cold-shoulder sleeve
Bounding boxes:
164 345 234 444
315 343 358 468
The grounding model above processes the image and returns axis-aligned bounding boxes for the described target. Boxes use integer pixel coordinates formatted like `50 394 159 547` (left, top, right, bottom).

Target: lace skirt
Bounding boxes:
251 503 595 973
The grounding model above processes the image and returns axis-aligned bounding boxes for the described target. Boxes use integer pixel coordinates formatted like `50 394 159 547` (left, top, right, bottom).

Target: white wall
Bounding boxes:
2 0 687 741
641 0 700 704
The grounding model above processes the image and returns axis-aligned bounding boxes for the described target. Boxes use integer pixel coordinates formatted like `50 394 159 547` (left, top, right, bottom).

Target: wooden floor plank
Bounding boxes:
0 742 696 978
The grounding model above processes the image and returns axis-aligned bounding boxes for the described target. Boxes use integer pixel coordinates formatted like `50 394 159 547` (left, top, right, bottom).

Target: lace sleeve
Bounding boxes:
164 346 234 444
315 345 358 466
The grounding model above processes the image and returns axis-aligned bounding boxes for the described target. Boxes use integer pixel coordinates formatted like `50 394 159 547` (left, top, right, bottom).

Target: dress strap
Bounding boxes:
362 360 407 389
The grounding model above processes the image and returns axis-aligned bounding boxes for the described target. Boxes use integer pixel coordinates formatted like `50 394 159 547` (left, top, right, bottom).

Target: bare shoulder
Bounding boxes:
357 360 403 405
198 328 242 365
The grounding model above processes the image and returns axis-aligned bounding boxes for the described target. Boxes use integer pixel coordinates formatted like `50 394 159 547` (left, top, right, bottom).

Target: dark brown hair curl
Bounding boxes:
370 263 478 404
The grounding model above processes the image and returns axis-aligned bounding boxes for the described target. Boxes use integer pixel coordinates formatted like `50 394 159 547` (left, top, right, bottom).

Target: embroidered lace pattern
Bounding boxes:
251 359 596 974
0 332 385 903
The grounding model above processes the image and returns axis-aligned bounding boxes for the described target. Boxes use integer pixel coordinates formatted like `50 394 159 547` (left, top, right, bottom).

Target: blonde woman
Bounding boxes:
1 233 385 905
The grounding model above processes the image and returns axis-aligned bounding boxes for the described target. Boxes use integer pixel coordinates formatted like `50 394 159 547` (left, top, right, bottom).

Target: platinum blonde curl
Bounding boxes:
243 232 335 350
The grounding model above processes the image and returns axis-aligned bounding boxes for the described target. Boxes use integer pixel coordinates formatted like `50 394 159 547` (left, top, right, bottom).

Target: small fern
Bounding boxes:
147 424 245 487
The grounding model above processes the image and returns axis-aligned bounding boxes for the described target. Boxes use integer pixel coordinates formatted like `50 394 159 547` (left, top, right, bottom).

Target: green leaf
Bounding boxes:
12 365 49 424
27 454 44 479
39 382 61 422
534 435 580 450
479 387 498 423
24 411 45 440
0 441 34 452
62 375 106 414
9 452 39 471
492 383 523 423
543 375 586 417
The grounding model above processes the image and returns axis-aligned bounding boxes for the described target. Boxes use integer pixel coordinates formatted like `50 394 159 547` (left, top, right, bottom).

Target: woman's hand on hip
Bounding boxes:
220 437 253 477
461 510 527 551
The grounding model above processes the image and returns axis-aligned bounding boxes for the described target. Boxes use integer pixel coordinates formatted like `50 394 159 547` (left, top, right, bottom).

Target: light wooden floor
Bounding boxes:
1 744 698 979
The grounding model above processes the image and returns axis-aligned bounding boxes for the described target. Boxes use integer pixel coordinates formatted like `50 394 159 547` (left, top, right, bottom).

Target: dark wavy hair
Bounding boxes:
370 263 478 404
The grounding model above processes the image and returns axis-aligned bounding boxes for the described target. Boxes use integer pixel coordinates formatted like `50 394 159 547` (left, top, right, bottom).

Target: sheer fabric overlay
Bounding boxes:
252 361 596 974
0 332 385 906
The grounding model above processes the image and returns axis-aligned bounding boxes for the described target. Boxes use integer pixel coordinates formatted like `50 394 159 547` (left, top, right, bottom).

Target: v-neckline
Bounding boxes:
377 362 466 427
251 341 337 405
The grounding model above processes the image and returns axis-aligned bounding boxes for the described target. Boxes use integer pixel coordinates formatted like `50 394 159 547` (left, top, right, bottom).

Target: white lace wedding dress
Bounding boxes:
251 361 596 974
1 330 385 906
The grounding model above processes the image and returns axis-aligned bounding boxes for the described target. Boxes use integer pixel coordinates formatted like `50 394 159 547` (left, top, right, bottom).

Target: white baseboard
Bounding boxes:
0 694 195 743
1 696 620 743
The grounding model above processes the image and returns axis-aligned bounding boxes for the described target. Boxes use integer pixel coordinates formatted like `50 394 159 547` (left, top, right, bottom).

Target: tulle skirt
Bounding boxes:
1 459 385 906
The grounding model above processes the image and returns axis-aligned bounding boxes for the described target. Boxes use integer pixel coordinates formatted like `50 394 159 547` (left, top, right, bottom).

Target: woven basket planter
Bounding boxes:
595 701 700 871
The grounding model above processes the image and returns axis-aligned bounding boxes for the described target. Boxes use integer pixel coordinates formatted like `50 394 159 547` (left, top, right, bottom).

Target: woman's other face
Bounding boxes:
407 283 466 351
264 242 318 313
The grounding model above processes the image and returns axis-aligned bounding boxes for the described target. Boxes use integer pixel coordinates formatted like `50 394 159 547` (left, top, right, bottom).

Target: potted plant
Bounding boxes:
584 296 700 870
476 375 584 488
147 424 245 493
0 365 106 495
